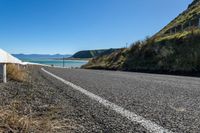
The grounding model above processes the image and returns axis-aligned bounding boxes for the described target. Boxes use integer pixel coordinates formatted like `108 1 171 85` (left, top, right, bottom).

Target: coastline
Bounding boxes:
19 58 88 68
53 57 91 61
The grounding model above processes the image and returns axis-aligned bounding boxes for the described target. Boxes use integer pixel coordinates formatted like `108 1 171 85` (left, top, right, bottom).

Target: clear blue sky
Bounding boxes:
0 0 192 54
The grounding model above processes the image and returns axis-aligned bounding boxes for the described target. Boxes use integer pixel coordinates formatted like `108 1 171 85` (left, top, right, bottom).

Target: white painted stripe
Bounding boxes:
41 68 174 133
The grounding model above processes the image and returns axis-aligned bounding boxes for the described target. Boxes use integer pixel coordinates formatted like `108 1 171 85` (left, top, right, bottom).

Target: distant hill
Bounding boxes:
13 54 71 59
72 49 119 58
83 0 200 74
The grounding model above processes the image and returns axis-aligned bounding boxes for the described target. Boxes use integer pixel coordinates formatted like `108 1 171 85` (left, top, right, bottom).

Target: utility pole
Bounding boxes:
63 57 65 68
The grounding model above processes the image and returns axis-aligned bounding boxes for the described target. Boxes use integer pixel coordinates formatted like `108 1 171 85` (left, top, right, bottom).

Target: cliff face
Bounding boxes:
83 1 200 74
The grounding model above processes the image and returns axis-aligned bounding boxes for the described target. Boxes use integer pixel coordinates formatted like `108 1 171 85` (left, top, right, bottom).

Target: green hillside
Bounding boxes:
72 49 118 59
83 0 200 74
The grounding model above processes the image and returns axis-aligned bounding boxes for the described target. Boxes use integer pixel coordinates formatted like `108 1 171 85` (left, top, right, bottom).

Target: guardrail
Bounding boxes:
0 49 23 83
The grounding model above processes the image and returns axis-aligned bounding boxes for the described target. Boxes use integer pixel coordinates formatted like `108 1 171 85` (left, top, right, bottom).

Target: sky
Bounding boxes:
0 0 193 54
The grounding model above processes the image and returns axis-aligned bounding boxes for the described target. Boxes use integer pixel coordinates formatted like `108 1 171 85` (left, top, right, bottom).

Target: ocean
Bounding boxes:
19 58 88 68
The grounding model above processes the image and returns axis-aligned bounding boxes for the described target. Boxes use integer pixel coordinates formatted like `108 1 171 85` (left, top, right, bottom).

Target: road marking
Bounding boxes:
41 68 174 133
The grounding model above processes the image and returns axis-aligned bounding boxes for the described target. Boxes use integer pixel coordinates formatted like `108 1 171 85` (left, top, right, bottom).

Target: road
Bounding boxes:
41 67 200 133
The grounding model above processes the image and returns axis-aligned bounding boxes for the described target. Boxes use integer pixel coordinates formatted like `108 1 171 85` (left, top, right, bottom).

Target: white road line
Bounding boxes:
41 68 174 133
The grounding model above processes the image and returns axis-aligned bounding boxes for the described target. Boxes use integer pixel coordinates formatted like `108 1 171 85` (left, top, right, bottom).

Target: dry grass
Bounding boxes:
0 100 49 133
0 100 71 133
7 64 28 82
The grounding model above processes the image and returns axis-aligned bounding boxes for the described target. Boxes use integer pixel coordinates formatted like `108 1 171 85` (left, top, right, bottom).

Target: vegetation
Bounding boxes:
7 64 28 82
0 100 53 132
123 29 200 73
83 0 200 74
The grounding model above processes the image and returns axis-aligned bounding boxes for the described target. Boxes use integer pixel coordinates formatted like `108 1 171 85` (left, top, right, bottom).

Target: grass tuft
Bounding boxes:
7 64 28 82
0 100 71 133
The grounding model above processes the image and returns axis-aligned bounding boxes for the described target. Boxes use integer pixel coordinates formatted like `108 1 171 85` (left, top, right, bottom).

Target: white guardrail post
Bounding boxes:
0 49 23 83
3 63 7 83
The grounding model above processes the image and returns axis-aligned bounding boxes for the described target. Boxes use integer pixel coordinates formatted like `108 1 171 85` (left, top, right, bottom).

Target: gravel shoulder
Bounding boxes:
0 66 86 132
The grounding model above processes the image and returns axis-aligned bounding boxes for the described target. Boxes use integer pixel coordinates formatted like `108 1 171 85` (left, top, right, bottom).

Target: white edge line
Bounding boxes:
41 68 174 133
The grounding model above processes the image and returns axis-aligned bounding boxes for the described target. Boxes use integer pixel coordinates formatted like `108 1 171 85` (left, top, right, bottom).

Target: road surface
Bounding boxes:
41 67 200 133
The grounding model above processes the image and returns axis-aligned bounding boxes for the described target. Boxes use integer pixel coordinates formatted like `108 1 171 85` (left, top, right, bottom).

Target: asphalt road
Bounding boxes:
41 67 200 133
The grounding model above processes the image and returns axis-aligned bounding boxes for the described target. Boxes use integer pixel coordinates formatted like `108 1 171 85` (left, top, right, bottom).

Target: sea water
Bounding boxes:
19 58 88 68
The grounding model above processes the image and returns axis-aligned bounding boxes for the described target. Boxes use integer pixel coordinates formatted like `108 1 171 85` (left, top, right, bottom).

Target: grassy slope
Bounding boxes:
83 0 200 74
123 29 200 73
